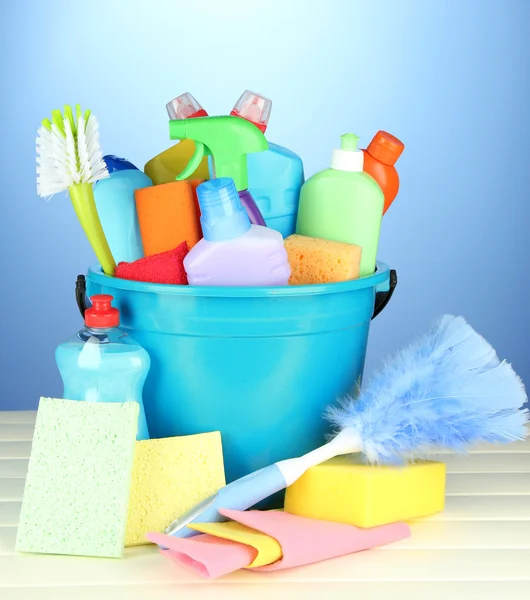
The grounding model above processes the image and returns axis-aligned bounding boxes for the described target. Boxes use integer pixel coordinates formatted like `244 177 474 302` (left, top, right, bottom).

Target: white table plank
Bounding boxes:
431 435 530 454
0 527 17 556
0 479 25 501
2 582 529 600
395 520 530 549
3 452 527 478
446 472 530 495
431 452 530 473
3 518 528 557
0 424 35 442
1 549 529 587
422 495 530 521
2 515 528 555
0 441 32 459
0 501 21 527
0 412 37 425
257 549 530 582
0 459 28 479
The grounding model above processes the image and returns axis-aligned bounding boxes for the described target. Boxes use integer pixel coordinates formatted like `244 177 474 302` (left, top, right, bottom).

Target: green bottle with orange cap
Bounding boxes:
296 133 384 277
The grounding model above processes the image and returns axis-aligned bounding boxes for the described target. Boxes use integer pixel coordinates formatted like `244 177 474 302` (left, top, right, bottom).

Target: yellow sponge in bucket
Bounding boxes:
284 234 362 285
284 456 445 528
125 432 225 546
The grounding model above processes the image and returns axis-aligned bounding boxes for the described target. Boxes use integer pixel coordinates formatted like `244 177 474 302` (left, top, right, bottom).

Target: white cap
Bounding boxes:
331 133 364 172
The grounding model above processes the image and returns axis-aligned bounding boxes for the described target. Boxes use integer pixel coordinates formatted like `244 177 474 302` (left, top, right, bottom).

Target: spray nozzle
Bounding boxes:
166 93 208 120
169 116 268 191
230 90 272 133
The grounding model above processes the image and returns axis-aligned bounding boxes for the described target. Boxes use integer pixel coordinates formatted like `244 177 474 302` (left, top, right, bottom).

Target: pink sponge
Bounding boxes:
116 242 189 285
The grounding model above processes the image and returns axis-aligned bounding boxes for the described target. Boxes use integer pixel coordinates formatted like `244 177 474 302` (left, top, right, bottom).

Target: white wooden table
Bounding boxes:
1 411 529 599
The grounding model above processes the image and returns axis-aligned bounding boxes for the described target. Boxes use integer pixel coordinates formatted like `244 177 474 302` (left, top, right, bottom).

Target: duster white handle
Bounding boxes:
275 427 363 487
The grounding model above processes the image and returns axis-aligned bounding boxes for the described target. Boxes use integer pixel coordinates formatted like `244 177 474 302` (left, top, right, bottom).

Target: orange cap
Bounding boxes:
366 131 404 166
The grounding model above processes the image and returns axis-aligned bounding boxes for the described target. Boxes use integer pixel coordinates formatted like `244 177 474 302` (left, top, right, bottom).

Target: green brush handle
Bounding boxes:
69 183 116 276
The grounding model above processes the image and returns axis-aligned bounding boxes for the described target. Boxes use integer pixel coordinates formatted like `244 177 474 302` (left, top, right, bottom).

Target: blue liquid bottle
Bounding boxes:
55 294 150 440
231 90 305 238
94 155 153 264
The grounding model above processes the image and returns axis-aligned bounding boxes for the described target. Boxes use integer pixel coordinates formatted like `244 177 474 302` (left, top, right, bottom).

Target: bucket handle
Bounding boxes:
75 269 397 320
372 269 397 320
76 274 89 317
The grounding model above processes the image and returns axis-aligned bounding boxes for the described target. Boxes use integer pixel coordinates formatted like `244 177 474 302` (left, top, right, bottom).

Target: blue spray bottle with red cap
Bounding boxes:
231 90 305 238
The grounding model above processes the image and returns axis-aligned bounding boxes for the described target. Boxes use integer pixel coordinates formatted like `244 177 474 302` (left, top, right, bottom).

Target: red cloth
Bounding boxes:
115 243 189 285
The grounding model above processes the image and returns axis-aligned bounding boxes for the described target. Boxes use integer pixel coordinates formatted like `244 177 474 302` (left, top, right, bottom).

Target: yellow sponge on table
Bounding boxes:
284 234 362 285
125 432 225 546
284 456 445 528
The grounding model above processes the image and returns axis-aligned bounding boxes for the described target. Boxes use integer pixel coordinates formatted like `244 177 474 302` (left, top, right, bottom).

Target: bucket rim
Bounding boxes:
87 261 390 298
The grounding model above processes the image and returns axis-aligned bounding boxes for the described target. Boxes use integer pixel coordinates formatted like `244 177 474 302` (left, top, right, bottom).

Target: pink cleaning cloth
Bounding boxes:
149 511 410 579
147 532 256 580
220 509 410 571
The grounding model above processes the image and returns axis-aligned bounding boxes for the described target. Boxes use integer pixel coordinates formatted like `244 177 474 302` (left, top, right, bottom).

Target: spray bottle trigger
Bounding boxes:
175 141 206 181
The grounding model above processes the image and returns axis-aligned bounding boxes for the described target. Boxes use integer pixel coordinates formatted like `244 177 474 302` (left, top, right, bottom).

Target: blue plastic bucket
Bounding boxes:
84 263 394 497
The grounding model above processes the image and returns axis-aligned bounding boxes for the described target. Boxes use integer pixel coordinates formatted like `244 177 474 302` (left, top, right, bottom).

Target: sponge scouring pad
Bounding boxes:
135 180 203 256
284 234 362 285
125 432 225 546
115 242 189 285
284 456 446 528
16 398 139 558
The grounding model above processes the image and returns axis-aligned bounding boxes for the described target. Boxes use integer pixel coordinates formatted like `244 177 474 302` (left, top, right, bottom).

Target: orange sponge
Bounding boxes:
135 180 203 257
284 234 362 285
188 178 203 220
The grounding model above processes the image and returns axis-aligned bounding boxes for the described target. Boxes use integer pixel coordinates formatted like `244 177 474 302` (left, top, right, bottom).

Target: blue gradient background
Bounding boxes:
1 0 529 410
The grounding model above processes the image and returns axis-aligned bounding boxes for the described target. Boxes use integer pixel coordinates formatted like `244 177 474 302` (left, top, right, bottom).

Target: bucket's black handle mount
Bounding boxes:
76 269 397 320
76 274 88 317
372 269 397 320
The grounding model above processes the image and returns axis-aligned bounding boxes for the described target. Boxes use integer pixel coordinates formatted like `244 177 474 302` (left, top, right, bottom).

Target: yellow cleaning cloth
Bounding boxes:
284 456 446 528
125 433 225 546
189 520 283 568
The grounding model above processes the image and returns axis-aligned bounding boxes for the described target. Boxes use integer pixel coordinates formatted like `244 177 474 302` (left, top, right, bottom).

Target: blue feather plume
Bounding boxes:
326 315 529 464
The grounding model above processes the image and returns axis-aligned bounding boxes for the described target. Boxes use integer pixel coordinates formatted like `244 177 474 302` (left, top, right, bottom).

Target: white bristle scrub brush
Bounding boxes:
37 104 115 275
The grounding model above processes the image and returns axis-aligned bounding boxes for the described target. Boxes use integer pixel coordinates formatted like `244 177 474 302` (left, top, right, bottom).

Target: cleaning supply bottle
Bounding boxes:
169 115 267 226
184 178 290 286
231 90 305 238
144 93 210 185
362 131 404 214
296 133 384 277
55 295 150 440
93 156 152 264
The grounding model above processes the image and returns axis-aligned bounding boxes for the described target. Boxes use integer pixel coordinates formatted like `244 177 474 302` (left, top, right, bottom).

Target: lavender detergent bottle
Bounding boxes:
184 178 291 286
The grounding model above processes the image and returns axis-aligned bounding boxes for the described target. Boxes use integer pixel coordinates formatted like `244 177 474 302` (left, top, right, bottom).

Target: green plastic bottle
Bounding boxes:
296 133 384 277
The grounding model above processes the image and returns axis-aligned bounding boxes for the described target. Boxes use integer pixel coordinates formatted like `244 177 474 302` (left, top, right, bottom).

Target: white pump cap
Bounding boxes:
331 133 364 172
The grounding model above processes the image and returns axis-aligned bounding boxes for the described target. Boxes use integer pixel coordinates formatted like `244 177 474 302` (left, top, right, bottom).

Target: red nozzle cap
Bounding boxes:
230 90 272 133
366 131 404 166
166 93 208 120
84 295 120 328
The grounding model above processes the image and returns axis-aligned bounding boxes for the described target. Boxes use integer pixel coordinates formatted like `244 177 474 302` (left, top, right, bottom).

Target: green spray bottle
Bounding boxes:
169 116 268 226
296 133 384 277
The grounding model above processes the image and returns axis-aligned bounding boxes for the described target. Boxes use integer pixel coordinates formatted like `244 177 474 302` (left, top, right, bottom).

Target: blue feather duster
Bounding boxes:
163 314 529 538
326 314 529 463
